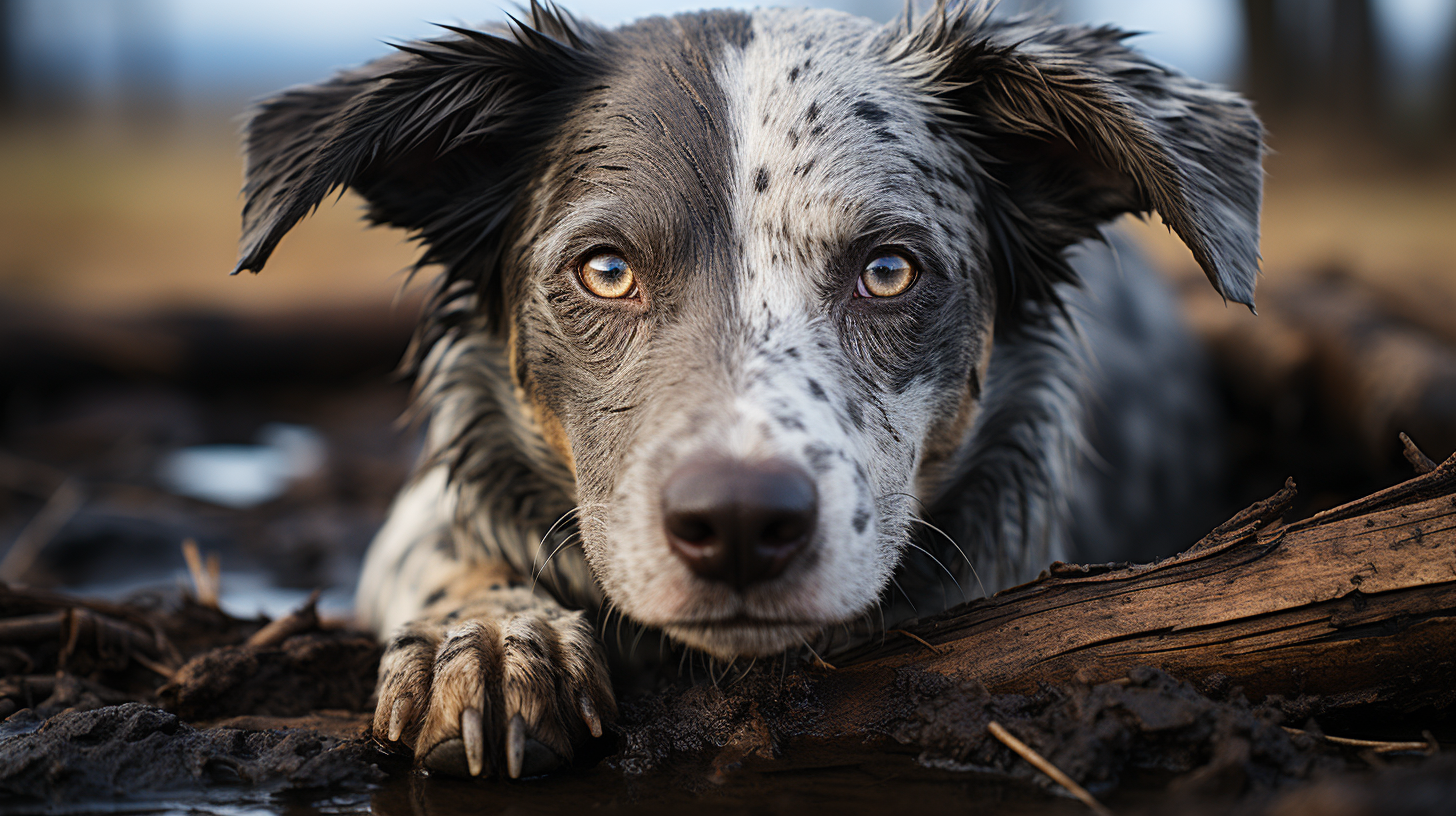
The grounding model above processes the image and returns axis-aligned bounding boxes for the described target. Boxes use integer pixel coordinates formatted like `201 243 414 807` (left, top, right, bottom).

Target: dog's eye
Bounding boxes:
579 252 638 299
856 252 916 298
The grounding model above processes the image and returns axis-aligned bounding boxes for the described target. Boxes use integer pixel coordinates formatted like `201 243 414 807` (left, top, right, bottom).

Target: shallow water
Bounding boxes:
11 760 1093 816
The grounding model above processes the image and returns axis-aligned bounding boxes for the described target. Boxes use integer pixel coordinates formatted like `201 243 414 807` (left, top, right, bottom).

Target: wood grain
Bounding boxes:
818 451 1456 732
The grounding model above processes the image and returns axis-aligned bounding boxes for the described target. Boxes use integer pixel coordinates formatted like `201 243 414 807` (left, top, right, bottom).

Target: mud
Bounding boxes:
0 582 1452 813
159 630 380 720
2 302 1454 813
608 665 1356 800
0 703 380 802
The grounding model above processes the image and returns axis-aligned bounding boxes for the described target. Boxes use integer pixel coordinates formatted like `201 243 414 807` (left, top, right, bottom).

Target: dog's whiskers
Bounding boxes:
908 515 987 600
530 531 582 593
889 576 918 616
903 538 965 603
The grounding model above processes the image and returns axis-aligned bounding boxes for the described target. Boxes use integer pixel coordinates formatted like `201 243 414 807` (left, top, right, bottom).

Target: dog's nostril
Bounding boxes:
665 513 713 545
661 457 817 590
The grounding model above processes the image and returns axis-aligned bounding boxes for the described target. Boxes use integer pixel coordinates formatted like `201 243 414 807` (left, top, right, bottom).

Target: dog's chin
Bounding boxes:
662 619 826 661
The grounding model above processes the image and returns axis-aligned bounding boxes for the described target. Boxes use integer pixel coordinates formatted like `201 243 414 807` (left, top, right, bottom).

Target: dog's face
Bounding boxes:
236 3 1261 659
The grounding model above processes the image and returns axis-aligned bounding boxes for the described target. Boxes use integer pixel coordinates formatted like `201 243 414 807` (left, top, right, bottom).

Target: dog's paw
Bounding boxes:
371 590 615 778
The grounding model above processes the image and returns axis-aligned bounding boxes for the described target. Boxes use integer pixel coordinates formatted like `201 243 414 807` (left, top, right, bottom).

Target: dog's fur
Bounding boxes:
234 0 1261 778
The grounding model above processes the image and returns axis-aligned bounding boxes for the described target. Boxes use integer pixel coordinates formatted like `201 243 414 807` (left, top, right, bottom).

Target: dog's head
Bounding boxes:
237 1 1261 659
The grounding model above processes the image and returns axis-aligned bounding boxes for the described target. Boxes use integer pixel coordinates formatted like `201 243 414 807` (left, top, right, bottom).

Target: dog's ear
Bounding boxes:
892 3 1263 320
235 6 593 324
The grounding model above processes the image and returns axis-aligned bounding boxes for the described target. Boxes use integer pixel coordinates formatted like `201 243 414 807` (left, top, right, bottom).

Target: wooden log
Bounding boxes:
806 449 1456 739
1179 269 1456 463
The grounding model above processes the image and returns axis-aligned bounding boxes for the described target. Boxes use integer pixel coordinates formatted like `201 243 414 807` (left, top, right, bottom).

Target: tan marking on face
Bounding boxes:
917 326 995 498
532 399 576 478
509 321 578 477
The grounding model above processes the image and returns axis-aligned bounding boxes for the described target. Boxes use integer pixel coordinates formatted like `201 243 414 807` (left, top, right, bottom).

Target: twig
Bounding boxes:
1283 726 1436 755
245 589 322 648
1400 433 1438 476
182 538 219 608
888 628 947 655
131 651 177 680
989 721 1114 816
802 643 837 671
0 478 84 582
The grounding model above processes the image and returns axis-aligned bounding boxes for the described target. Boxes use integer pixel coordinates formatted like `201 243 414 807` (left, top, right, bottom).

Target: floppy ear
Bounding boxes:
893 3 1263 320
235 4 594 325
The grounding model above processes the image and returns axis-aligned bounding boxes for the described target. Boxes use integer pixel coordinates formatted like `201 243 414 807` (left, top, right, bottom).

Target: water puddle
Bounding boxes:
5 760 1089 816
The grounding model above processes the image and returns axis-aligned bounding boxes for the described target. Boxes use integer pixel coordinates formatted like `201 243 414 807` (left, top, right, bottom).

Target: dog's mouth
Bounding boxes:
666 614 833 629
659 612 837 659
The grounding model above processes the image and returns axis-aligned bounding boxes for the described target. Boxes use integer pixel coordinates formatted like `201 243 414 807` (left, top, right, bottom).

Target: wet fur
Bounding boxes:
235 0 1262 775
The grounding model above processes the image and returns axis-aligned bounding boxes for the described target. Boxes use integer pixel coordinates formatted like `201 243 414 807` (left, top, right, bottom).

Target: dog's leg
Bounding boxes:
358 469 615 778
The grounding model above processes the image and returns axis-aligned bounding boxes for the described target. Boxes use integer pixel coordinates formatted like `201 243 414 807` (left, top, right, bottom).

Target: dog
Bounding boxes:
233 0 1262 778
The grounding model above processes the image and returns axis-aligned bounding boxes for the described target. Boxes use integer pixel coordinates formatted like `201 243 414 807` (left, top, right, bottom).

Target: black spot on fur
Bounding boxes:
845 398 864 430
430 536 457 560
788 66 801 83
754 167 770 193
776 412 805 432
435 638 474 666
806 101 820 122
873 128 898 142
389 634 427 652
806 378 828 401
423 588 447 606
853 99 889 124
804 443 834 474
852 507 870 534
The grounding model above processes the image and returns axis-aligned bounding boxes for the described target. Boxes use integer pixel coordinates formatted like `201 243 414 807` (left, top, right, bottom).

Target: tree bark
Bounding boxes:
812 449 1456 736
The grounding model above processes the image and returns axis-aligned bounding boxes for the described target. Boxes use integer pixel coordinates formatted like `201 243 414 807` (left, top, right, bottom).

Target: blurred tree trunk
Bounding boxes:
0 0 13 116
1240 0 1290 118
1328 0 1383 134
1444 7 1456 134
1241 0 1385 135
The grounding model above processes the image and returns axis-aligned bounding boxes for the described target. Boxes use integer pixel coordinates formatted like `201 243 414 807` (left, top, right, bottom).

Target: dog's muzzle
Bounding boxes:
661 457 817 591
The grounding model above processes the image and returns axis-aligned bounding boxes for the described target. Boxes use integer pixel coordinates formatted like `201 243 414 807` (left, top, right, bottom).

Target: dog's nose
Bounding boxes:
661 458 817 590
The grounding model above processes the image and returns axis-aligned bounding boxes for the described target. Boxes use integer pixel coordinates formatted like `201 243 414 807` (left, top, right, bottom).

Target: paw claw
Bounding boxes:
374 596 615 779
462 707 485 777
388 696 411 742
507 713 526 779
579 693 602 738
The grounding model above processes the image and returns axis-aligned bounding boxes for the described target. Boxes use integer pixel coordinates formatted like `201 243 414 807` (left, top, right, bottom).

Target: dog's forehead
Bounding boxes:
721 9 953 306
543 8 968 305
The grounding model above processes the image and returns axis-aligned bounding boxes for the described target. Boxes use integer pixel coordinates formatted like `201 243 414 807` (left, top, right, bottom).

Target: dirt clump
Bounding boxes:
158 630 380 720
0 703 380 802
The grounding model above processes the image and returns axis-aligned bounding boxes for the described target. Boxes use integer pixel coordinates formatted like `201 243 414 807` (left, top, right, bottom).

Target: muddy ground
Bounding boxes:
0 582 1453 815
1 265 1455 812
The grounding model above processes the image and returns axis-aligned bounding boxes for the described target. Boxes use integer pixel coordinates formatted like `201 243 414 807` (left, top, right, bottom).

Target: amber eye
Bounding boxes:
578 251 638 299
856 252 916 298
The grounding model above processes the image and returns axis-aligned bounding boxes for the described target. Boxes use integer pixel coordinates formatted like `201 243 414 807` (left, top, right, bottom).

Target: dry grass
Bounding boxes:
2 120 1454 317
0 122 420 316
1126 126 1456 300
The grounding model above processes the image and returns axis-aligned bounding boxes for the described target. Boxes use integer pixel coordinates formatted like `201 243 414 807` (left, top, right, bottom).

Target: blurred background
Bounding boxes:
1 0 1454 618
